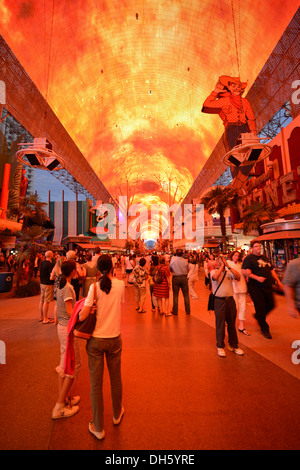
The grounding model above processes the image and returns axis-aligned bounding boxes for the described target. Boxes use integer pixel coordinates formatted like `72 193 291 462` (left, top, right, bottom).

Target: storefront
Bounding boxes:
251 219 300 282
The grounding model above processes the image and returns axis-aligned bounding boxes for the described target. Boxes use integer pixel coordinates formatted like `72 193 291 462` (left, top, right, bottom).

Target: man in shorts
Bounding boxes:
39 251 55 323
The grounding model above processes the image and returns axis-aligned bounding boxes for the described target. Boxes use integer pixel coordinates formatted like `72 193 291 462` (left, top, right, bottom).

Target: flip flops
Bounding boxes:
239 328 251 336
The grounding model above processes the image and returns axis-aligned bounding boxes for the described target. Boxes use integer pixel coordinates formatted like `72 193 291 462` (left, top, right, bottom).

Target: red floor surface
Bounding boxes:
0 270 300 450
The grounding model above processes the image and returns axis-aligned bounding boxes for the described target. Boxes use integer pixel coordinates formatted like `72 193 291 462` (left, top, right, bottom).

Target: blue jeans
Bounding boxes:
86 335 122 432
172 275 190 315
214 297 238 348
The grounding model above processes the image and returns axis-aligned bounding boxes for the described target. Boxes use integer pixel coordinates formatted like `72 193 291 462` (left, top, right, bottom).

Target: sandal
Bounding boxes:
239 328 251 336
138 310 146 313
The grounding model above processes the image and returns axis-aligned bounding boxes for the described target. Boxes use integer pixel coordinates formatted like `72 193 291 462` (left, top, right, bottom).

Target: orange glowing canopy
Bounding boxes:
0 0 299 207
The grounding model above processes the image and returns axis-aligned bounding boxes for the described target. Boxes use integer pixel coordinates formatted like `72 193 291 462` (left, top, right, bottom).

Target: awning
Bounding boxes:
203 243 220 248
251 230 300 242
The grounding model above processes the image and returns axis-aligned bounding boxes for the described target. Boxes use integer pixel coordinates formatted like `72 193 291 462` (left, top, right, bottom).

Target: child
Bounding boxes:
52 260 82 419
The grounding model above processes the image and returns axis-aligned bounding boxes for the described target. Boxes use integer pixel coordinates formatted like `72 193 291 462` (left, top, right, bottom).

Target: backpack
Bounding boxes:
153 267 163 284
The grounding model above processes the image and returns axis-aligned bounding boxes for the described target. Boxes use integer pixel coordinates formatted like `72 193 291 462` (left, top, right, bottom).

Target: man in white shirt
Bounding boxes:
169 249 190 315
211 255 244 357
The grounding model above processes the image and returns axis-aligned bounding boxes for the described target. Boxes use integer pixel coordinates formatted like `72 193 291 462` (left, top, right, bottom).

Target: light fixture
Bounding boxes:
223 133 271 168
16 138 65 171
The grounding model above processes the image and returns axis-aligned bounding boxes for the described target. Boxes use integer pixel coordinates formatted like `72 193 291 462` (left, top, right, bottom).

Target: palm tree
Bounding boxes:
15 225 53 285
8 193 48 227
239 201 277 236
200 186 239 251
10 194 53 290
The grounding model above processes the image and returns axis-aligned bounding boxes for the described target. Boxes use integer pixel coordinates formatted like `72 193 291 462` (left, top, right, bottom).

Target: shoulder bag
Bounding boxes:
73 283 97 339
207 271 226 311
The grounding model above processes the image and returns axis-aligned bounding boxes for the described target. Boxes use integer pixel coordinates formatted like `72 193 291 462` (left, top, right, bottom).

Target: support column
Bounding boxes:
0 163 11 219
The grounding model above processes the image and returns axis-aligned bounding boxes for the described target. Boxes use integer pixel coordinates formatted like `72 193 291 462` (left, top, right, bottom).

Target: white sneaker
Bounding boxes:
217 348 226 357
227 345 244 355
52 404 79 419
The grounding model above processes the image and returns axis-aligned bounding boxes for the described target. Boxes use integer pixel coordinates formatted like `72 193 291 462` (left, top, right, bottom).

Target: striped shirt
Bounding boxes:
56 282 76 327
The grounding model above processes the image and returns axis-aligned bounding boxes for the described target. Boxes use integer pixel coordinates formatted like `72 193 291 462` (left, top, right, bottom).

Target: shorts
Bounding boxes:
56 324 81 379
40 284 54 303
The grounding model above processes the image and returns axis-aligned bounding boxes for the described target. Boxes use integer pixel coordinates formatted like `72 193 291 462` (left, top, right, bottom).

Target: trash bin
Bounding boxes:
0 272 14 293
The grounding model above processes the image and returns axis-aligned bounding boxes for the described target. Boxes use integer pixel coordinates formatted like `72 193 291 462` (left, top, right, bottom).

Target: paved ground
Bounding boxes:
0 269 300 450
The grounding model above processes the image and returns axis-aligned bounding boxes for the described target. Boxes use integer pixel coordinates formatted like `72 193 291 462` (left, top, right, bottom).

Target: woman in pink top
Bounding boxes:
79 255 125 440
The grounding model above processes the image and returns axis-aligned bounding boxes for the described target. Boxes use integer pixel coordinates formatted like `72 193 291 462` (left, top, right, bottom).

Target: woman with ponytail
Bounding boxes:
52 260 82 420
78 254 125 440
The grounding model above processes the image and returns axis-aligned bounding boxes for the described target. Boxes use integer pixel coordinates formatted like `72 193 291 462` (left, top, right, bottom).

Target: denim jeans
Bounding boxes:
214 296 238 349
86 335 122 432
172 275 190 315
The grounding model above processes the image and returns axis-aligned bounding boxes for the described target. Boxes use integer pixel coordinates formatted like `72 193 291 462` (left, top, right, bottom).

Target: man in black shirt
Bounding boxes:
242 242 283 338
39 251 55 323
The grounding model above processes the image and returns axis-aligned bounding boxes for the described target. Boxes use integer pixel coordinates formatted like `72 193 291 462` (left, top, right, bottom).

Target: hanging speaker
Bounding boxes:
248 148 263 161
24 153 40 166
228 155 242 167
46 158 60 171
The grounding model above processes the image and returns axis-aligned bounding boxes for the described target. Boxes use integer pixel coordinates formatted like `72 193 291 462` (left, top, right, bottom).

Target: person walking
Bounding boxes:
125 255 135 287
187 258 199 299
227 251 250 335
52 260 82 419
169 249 190 315
211 254 244 357
50 255 65 325
78 255 125 440
81 252 97 297
39 250 55 324
66 250 85 301
149 256 159 312
282 258 300 318
132 257 148 313
242 241 283 339
153 256 172 316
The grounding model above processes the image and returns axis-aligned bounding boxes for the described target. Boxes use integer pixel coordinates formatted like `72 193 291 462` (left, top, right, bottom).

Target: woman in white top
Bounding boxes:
125 255 135 286
187 259 199 299
79 255 125 440
228 251 250 336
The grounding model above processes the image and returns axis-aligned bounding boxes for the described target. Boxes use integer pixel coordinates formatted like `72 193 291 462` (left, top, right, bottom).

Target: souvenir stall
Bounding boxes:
251 219 300 284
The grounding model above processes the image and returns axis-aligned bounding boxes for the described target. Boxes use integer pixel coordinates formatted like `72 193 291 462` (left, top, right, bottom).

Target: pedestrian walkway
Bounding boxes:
0 269 300 450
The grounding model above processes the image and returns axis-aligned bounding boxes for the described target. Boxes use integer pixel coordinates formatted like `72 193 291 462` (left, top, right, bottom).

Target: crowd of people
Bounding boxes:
5 242 298 440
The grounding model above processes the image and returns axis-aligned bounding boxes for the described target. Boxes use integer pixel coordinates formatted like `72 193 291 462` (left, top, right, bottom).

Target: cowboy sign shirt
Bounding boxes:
242 254 274 289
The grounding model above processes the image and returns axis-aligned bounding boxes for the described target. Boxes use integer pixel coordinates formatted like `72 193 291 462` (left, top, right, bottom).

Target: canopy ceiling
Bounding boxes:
0 0 299 209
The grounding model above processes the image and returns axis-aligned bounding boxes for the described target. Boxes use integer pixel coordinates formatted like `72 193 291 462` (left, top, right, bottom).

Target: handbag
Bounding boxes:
73 283 97 339
153 267 163 284
207 271 226 311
